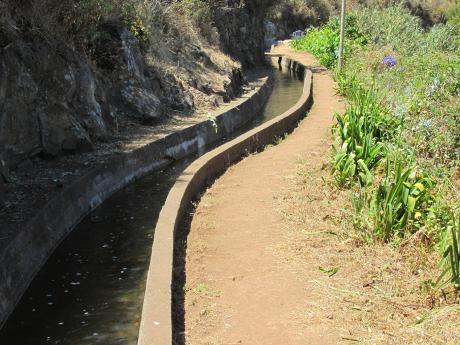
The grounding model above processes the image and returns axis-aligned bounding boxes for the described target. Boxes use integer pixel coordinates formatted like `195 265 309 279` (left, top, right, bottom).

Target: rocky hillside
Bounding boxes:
3 0 451 206
0 0 281 191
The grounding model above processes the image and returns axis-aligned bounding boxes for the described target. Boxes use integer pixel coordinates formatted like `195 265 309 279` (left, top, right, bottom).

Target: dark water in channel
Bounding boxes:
0 66 304 345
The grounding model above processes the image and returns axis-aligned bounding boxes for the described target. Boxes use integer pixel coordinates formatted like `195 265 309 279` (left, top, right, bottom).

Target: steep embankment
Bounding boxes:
0 1 276 219
0 3 241 176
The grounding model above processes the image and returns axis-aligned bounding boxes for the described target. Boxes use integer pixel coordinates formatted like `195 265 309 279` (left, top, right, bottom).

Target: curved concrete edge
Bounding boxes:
138 61 313 345
0 74 274 328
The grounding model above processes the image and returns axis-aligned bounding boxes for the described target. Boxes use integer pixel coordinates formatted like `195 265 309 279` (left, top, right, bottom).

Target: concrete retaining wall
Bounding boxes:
0 75 274 328
138 57 313 345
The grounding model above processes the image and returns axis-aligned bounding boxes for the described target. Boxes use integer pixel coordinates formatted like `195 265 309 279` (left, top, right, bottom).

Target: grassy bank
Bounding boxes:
292 4 460 302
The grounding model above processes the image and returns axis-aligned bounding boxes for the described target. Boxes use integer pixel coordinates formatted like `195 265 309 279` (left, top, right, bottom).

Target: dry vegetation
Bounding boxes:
289 3 460 340
275 156 460 344
0 0 246 112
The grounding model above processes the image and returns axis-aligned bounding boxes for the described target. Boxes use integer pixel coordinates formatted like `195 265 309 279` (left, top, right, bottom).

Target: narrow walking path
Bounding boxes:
183 45 345 344
182 45 460 345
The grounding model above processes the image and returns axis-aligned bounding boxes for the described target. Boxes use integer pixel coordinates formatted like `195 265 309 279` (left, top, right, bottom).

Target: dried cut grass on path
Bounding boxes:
275 155 460 344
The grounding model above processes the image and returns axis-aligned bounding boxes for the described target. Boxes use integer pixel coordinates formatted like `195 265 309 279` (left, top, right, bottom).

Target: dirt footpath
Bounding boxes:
183 46 345 344
182 45 460 345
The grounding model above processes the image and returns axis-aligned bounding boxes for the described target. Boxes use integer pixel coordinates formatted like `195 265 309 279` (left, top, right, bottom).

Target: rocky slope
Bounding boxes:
0 28 238 173
0 7 264 179
0 1 278 211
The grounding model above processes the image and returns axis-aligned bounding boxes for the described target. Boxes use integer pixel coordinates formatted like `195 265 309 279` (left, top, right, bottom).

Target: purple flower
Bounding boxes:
383 56 397 68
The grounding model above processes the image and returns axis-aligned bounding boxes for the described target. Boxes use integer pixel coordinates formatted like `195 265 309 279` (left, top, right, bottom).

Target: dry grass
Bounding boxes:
274 153 460 344
268 0 336 29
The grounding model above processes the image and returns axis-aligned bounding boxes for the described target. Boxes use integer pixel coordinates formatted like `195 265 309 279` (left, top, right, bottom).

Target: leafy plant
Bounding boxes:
291 13 366 69
332 84 396 187
291 25 339 68
332 137 384 187
319 266 339 277
372 155 434 242
437 211 460 301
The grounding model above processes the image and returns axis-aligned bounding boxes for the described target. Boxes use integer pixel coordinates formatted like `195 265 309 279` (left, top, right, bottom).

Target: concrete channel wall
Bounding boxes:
0 75 274 328
138 56 313 345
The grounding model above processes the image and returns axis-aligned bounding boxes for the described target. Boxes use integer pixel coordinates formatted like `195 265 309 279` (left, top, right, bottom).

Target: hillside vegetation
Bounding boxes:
0 0 263 178
293 3 460 304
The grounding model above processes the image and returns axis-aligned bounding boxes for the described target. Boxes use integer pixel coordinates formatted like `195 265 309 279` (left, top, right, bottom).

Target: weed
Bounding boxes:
319 266 339 277
332 84 396 187
207 112 218 133
372 154 434 242
437 211 460 301
291 12 366 68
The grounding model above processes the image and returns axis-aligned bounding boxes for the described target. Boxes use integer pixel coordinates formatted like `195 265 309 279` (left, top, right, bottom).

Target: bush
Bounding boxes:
267 0 334 30
372 153 434 242
173 0 219 44
437 211 460 300
291 24 339 68
332 73 400 187
354 4 424 53
447 0 460 29
1 0 158 53
291 12 366 68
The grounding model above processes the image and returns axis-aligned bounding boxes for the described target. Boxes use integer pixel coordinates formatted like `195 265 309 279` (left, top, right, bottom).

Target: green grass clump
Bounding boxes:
332 85 392 187
437 211 460 300
372 154 434 242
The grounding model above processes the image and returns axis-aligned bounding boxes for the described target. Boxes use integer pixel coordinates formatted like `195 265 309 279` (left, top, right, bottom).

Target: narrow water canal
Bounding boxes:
0 65 304 345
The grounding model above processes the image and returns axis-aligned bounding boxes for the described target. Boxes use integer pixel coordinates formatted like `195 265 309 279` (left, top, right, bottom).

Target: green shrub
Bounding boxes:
291 25 339 68
372 154 434 242
291 13 366 68
437 211 460 301
332 74 400 187
354 4 424 54
447 0 460 29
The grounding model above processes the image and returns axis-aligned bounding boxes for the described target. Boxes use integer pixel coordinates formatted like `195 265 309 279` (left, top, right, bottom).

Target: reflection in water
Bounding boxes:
0 66 304 345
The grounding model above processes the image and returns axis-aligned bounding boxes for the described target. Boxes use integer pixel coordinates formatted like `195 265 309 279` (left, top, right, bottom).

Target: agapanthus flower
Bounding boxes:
382 55 397 67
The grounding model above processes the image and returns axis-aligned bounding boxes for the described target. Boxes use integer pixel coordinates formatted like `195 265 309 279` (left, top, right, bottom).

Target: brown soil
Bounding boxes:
182 46 460 344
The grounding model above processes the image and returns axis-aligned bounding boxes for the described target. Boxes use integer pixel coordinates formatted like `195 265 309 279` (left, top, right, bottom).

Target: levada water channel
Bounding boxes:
0 64 305 345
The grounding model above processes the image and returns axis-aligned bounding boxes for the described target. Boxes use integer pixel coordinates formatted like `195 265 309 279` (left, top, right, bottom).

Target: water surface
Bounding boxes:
0 66 304 345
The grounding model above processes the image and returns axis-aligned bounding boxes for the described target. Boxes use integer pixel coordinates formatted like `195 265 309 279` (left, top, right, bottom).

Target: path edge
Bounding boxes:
138 56 313 345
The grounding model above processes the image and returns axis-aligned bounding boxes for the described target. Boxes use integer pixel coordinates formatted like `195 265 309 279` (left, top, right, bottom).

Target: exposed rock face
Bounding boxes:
214 7 266 67
0 40 101 167
0 24 204 172
0 0 253 174
111 26 165 124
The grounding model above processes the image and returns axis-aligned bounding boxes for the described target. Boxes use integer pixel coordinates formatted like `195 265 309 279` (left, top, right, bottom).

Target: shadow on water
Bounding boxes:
0 66 304 345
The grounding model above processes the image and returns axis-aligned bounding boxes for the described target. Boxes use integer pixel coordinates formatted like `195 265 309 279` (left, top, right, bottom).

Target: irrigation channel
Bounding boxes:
0 65 305 345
